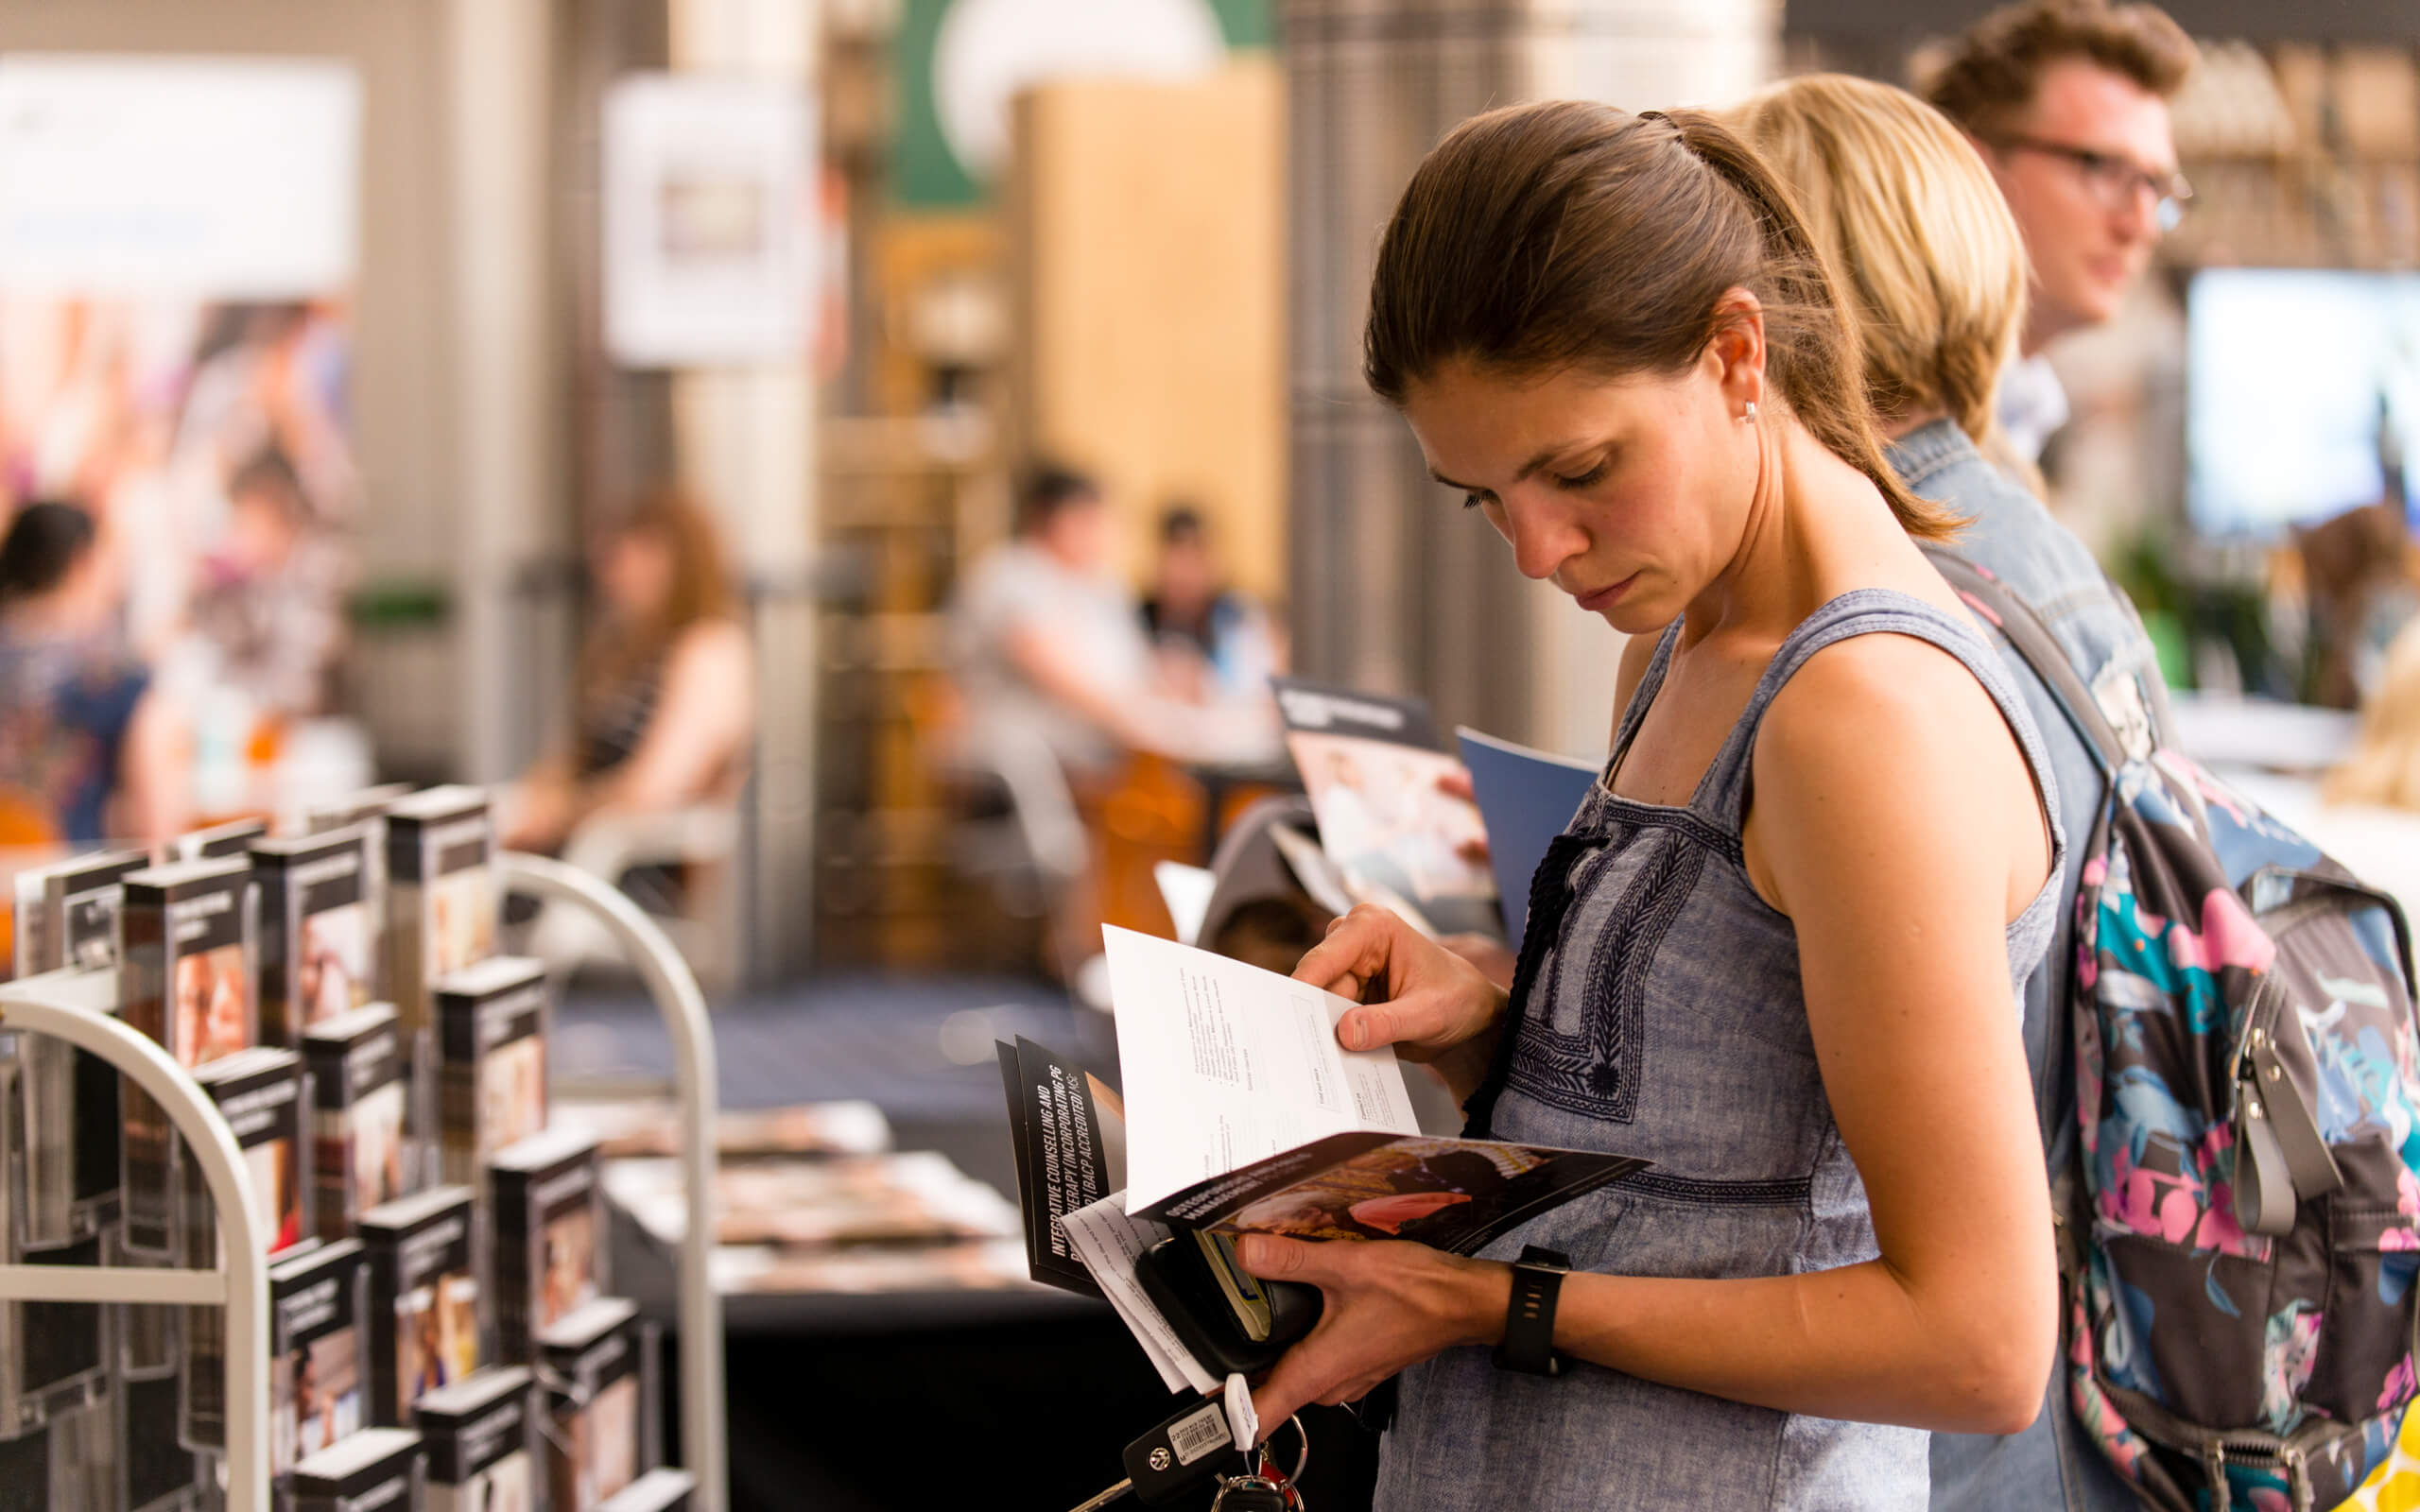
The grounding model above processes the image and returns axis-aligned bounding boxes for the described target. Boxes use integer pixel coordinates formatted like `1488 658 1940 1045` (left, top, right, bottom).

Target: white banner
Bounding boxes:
0 55 359 298
602 72 815 368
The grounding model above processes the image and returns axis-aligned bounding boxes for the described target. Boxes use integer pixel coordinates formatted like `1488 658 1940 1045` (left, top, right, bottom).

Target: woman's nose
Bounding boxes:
1502 496 1584 581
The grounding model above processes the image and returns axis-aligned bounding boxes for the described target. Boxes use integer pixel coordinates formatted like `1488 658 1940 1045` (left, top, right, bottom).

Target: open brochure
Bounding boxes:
1454 727 1601 940
994 930 1649 1391
1271 678 1500 940
1103 926 1644 1242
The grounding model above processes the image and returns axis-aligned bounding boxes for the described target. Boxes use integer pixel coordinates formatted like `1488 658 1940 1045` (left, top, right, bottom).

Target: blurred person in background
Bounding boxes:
182 446 350 719
1140 504 1286 701
1925 0 2196 466
1738 70 2173 1512
0 501 187 846
947 465 1277 992
948 464 1271 777
502 487 753 858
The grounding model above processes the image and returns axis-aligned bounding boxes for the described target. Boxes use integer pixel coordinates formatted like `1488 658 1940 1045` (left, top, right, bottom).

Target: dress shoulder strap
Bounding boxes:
1607 619 1685 778
1693 590 2065 863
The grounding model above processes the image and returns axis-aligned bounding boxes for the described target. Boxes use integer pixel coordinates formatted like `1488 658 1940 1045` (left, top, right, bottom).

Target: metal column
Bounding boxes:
1281 0 1780 752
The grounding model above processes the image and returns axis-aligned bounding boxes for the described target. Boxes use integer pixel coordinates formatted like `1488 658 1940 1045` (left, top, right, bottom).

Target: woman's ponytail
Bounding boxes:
1656 109 1962 541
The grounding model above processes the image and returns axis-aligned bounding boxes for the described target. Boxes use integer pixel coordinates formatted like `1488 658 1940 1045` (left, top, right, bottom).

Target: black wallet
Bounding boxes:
1135 1231 1322 1377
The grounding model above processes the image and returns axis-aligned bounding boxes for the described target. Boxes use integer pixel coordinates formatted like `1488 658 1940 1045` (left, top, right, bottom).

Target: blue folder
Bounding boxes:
1455 728 1601 942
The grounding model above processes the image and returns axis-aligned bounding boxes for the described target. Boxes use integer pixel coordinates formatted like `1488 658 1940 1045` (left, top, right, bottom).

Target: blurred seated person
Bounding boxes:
0 501 187 846
185 446 350 718
503 488 753 860
1140 505 1286 701
948 465 1273 781
2327 615 2420 811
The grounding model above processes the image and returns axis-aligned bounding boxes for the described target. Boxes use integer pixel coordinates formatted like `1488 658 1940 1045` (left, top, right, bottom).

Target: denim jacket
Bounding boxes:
1889 419 2169 1512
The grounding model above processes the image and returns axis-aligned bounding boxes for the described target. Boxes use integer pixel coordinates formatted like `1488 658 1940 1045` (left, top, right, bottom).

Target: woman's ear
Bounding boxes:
1705 286 1768 420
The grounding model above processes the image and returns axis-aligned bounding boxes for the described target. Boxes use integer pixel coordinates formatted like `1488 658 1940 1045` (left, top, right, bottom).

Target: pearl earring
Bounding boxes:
1739 401 1758 425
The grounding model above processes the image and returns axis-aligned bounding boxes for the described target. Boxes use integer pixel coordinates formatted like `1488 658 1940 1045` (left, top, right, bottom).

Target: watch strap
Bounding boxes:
1492 1245 1572 1376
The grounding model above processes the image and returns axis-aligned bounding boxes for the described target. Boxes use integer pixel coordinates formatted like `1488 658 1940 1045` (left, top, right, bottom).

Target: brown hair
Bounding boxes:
1363 100 1959 541
1732 75 2027 451
1924 0 2197 140
579 485 738 705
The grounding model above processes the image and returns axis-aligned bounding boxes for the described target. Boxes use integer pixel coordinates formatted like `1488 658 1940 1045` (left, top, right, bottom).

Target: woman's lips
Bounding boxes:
1576 574 1637 613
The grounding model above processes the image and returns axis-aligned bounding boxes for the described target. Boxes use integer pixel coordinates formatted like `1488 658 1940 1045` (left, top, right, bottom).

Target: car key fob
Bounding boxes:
1123 1396 1253 1504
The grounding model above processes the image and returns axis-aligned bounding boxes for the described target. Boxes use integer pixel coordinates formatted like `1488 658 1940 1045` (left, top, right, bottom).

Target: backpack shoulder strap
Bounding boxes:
1923 545 2126 775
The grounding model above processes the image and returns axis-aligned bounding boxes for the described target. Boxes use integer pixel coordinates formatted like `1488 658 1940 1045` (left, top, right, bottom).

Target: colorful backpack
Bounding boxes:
1934 553 2420 1512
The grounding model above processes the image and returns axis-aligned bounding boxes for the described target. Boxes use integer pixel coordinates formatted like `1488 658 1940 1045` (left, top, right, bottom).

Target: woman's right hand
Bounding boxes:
1294 903 1508 1065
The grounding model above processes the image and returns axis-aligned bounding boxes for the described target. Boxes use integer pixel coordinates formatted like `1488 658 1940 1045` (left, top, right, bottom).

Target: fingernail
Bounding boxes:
1339 1016 1364 1051
1239 1236 1269 1269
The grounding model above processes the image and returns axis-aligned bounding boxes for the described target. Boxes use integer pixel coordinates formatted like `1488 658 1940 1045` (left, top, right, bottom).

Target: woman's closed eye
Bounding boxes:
1552 461 1609 490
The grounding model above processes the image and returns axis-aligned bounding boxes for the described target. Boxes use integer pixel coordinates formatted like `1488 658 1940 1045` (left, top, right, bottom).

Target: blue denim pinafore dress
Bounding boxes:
1374 590 2066 1511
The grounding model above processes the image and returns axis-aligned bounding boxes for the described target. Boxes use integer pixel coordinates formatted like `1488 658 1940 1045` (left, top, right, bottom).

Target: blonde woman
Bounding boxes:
1736 73 2175 1512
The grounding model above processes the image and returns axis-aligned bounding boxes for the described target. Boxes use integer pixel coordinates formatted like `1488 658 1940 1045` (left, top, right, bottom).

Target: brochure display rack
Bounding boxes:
0 848 726 1512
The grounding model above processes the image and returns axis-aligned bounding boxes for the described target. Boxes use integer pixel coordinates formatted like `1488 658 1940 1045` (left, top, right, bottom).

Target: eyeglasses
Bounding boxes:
1991 134 2194 232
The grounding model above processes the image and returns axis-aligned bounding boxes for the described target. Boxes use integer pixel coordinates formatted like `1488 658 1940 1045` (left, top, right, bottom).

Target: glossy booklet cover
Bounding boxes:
1270 678 1500 940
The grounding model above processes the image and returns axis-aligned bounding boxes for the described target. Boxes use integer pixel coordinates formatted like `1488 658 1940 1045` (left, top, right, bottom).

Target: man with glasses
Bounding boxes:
1928 0 2198 464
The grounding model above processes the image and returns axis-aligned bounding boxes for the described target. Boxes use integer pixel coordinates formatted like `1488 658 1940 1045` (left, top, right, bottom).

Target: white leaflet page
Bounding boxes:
1104 925 1420 1213
1057 1194 1215 1394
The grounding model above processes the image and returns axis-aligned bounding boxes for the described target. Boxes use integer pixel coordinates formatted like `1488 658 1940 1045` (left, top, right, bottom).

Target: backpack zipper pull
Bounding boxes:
2204 1442 2233 1512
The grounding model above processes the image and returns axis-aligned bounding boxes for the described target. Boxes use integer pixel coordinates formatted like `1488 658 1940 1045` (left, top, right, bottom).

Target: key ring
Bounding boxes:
1258 1413 1309 1486
1229 1413 1310 1510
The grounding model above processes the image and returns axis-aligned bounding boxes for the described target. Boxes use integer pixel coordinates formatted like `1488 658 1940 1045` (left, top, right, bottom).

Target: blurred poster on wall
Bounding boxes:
0 56 360 819
602 73 815 368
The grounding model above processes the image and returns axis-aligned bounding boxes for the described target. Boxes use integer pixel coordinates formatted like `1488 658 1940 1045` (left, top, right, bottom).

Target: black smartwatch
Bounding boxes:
1492 1245 1573 1376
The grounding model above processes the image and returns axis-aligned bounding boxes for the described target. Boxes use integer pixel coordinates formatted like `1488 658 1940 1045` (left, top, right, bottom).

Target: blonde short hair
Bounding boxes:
1731 74 2028 453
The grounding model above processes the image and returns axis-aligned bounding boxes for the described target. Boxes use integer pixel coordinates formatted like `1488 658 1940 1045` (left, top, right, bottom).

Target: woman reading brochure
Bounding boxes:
1232 102 2063 1511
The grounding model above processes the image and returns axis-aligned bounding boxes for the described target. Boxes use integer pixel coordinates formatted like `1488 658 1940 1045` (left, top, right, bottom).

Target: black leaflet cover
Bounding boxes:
42 852 145 1232
435 957 548 1185
413 1365 532 1484
490 1127 603 1361
120 857 255 1252
383 786 495 1041
272 1238 369 1475
288 1426 422 1505
183 1048 309 1451
305 1004 414 1240
256 828 376 1046
995 1037 1115 1298
183 817 268 860
538 1297 648 1512
50 849 147 971
362 1185 480 1426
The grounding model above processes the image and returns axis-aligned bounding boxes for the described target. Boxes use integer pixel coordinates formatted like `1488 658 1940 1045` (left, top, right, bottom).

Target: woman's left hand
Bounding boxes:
1236 1234 1509 1438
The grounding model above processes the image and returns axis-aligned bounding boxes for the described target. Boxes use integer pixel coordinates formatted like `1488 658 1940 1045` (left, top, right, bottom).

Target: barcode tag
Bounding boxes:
1123 1392 1253 1499
1169 1401 1230 1465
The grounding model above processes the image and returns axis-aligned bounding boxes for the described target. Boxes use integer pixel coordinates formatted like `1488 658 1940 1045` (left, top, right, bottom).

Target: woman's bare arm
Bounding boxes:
1249 634 2056 1437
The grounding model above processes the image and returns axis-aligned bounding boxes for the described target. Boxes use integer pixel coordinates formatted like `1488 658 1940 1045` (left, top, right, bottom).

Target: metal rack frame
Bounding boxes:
0 990 272 1493
500 850 725 1512
0 850 727 1512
